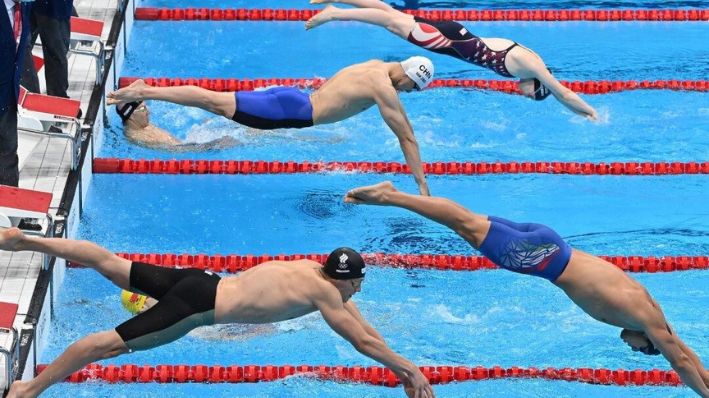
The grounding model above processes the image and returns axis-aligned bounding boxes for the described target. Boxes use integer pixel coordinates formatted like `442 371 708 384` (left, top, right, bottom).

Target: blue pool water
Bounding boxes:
39 4 709 398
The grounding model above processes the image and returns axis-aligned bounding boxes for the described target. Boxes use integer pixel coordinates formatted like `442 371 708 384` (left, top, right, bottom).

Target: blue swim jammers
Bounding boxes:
478 216 572 281
232 87 314 129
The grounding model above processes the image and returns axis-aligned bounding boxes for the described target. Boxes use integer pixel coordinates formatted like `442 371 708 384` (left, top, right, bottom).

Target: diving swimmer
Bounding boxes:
306 0 597 120
345 181 709 397
0 229 434 398
108 57 437 195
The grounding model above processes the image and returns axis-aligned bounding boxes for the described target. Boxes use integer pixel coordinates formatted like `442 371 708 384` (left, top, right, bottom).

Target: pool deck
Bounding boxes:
0 0 118 388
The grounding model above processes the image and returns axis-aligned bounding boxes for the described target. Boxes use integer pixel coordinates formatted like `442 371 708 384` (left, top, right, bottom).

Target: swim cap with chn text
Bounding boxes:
400 56 435 90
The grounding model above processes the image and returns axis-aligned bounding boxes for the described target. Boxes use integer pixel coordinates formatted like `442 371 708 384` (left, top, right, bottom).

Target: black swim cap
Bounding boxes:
322 247 366 280
116 101 143 122
533 68 553 101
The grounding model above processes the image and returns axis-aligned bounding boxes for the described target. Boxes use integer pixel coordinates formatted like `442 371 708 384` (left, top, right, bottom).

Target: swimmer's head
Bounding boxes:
120 290 148 315
519 69 553 101
620 329 661 356
322 247 366 302
116 101 150 127
399 56 435 91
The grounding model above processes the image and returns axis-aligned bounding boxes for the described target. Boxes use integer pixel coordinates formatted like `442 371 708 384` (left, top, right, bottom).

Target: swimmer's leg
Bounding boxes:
8 330 129 398
313 0 396 12
345 181 491 248
0 228 131 289
107 79 236 119
306 4 414 38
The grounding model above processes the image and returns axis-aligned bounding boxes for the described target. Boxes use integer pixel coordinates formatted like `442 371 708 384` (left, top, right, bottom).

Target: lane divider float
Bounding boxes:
93 159 709 176
67 254 709 274
118 77 709 95
134 7 709 22
38 363 683 387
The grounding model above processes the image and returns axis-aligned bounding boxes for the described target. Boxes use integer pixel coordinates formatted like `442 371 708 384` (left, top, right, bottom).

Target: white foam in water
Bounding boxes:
570 106 611 125
421 130 461 148
185 118 244 143
430 304 480 325
274 312 320 332
482 119 509 132
189 323 277 341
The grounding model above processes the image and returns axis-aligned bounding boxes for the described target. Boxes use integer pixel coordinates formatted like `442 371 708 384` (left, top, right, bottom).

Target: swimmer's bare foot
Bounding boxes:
344 181 397 205
310 0 333 4
306 5 337 30
0 227 24 252
6 380 36 398
107 79 149 106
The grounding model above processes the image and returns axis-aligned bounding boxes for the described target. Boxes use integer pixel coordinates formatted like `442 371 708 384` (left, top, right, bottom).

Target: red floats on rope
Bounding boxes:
66 254 709 274
117 77 709 95
133 7 709 21
93 159 709 176
38 363 683 387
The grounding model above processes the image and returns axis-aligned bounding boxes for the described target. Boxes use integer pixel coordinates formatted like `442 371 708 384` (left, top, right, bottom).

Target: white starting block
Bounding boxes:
0 302 19 392
17 86 82 170
0 185 53 236
70 16 105 85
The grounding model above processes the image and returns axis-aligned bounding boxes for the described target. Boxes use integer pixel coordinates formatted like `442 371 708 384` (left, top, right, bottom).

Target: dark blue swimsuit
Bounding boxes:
232 87 314 129
478 216 572 281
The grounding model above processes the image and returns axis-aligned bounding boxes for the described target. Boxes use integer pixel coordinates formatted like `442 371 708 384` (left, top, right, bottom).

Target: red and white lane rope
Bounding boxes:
93 159 709 176
38 363 683 387
66 254 708 274
134 7 709 22
118 77 709 95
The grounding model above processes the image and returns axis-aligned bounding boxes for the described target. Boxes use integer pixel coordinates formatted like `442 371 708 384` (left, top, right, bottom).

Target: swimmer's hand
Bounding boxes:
107 79 149 106
402 370 435 398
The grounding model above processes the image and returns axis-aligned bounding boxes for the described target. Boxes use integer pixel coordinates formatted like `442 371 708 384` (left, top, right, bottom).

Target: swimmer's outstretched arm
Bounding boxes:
316 291 435 398
345 181 490 247
107 79 236 120
676 335 709 390
344 300 386 342
674 338 709 387
374 87 429 196
532 67 598 121
643 320 709 397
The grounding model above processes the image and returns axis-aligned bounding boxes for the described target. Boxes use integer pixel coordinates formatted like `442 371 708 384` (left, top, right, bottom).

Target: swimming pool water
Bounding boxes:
36 2 709 397
122 22 709 80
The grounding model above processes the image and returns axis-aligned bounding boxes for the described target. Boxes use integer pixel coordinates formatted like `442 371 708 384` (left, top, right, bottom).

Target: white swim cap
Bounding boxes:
400 56 434 90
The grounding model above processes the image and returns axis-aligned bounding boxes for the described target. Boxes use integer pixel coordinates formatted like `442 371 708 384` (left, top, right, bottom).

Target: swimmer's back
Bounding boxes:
216 260 327 324
311 60 391 124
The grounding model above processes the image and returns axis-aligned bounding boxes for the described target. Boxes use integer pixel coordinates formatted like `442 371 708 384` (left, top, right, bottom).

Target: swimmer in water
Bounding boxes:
0 229 434 398
108 56 437 195
115 101 238 151
345 181 709 397
306 0 598 121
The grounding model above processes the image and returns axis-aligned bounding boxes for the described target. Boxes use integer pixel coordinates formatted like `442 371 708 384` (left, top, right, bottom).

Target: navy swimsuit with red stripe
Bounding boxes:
407 16 518 78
